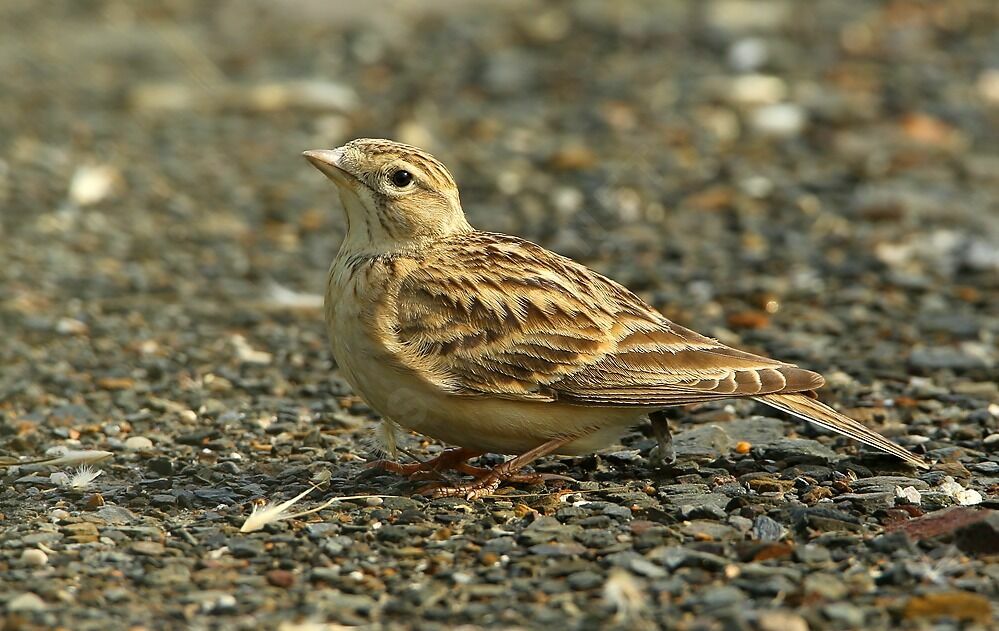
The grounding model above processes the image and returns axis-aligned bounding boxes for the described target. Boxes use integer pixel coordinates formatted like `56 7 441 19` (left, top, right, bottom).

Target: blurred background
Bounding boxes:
1 1 996 365
0 0 997 627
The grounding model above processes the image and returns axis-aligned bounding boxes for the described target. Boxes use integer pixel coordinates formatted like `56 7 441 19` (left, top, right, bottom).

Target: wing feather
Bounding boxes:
389 232 823 405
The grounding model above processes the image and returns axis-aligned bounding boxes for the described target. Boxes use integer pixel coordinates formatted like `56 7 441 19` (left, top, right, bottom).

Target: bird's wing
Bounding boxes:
389 232 823 405
386 231 927 469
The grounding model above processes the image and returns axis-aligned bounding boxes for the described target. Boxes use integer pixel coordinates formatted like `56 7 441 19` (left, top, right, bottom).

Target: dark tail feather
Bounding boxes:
755 393 929 470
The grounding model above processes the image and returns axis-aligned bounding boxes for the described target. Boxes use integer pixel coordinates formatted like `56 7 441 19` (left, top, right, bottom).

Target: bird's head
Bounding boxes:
304 138 470 252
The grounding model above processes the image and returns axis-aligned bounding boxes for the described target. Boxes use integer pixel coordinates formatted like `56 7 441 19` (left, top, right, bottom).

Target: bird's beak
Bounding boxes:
302 149 356 188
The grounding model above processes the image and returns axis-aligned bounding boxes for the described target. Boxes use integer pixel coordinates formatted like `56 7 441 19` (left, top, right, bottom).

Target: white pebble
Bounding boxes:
49 509 71 522
894 486 922 505
55 317 88 335
124 436 154 450
977 69 999 104
7 592 48 612
750 103 807 137
729 74 786 105
728 38 768 72
364 496 384 507
955 489 983 506
20 548 48 566
69 165 120 206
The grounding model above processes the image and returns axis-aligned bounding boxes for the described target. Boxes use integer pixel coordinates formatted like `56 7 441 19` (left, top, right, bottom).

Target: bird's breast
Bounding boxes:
324 254 405 405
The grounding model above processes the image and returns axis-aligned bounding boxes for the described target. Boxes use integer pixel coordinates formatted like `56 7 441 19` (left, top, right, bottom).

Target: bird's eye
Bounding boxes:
390 169 414 187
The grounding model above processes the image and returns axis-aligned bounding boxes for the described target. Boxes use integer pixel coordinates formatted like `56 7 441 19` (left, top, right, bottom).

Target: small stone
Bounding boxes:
894 486 922 505
954 511 999 555
891 506 989 541
150 494 177 507
95 505 137 525
6 592 48 612
728 74 786 105
762 439 838 465
752 515 784 542
131 541 165 556
728 37 768 72
701 585 746 608
824 603 865 627
49 509 71 522
674 424 732 458
69 164 121 205
55 317 89 335
795 544 832 565
528 543 586 557
229 540 264 559
909 347 988 372
125 436 154 450
567 570 604 590
904 592 992 624
977 69 999 103
750 103 806 137
147 457 174 476
61 521 99 543
955 489 983 506
757 610 808 631
19 549 48 567
266 569 295 588
804 572 847 600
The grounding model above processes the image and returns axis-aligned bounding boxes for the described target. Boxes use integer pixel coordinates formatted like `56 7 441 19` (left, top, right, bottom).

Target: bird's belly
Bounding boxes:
331 321 646 455
343 359 644 454
412 397 647 455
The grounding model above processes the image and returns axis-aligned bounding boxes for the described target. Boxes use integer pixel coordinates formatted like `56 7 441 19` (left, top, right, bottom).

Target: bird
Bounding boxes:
303 138 928 499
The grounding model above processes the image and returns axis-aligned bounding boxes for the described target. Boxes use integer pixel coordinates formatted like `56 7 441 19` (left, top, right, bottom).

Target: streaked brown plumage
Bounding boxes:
304 138 928 499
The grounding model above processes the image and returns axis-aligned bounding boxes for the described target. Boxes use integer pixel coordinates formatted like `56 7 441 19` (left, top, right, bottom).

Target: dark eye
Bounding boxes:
390 169 414 187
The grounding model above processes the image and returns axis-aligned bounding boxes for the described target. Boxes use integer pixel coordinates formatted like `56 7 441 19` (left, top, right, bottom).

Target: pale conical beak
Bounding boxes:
302 149 354 187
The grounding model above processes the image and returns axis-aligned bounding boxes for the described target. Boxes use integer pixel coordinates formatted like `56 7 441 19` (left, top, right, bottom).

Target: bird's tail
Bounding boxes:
754 393 929 470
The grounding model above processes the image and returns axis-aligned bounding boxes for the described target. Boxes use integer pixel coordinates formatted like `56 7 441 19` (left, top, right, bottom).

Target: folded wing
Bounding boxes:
387 232 926 468
390 233 822 405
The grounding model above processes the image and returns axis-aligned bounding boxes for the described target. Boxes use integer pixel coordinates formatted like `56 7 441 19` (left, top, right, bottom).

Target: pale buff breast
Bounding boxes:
325 255 648 455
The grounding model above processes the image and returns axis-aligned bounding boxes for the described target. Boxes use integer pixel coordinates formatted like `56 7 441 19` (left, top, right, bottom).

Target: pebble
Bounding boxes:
6 592 48 612
757 611 808 631
728 74 787 105
750 103 807 137
124 436 154 450
824 602 866 627
69 164 120 205
19 549 48 566
752 515 785 542
728 38 768 72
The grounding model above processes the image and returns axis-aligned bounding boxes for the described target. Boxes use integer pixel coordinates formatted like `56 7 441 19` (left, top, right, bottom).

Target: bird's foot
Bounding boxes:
417 437 578 500
417 470 568 500
649 444 676 468
649 411 676 468
366 447 483 478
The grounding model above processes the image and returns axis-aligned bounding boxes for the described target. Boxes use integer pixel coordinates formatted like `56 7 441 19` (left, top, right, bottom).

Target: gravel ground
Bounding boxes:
1 1 998 629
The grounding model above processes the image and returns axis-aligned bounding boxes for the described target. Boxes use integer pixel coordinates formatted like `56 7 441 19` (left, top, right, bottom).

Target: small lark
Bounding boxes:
304 139 927 499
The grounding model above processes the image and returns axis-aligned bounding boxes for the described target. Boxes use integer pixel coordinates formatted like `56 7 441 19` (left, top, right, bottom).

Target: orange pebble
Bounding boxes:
735 441 752 454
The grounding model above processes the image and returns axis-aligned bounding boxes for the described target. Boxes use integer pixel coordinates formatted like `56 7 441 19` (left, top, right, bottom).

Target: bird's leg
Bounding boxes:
366 447 484 478
421 436 576 500
649 410 676 467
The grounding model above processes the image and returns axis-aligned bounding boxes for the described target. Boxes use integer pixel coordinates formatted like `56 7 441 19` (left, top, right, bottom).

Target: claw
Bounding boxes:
649 410 676 468
364 448 484 479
